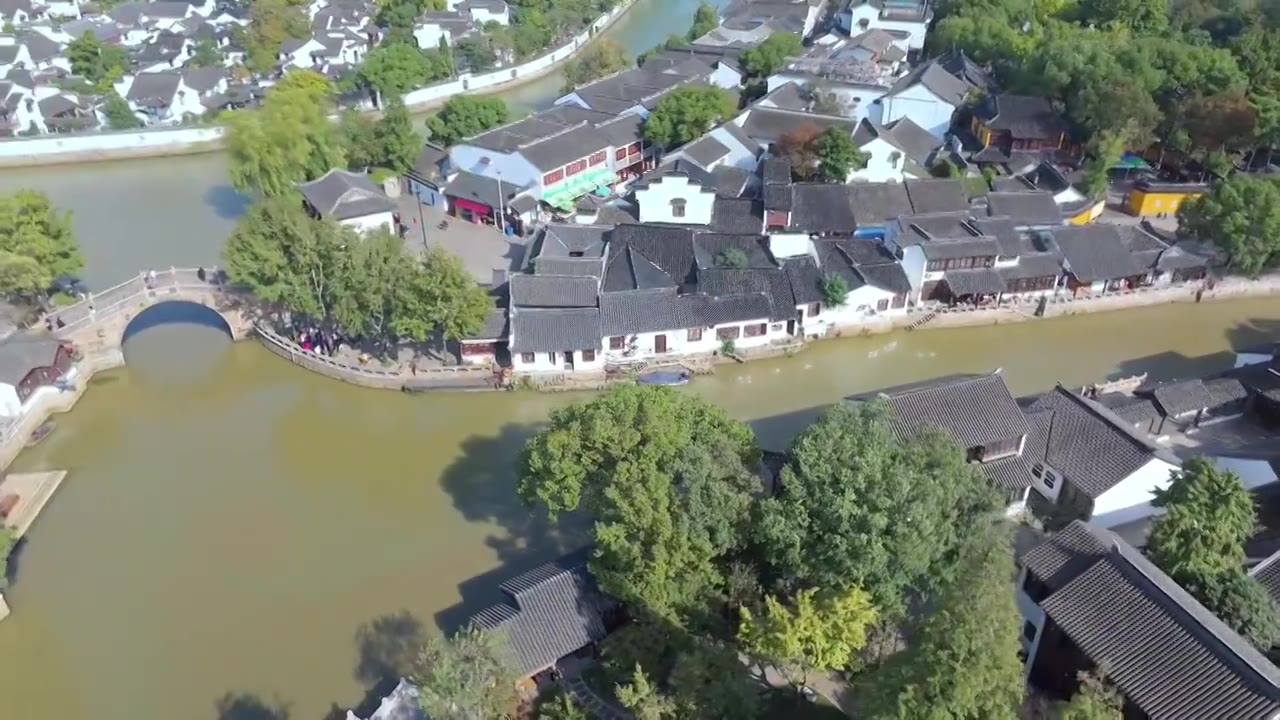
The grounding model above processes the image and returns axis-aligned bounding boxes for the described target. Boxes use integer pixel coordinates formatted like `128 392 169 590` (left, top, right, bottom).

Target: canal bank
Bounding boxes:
1 297 1280 720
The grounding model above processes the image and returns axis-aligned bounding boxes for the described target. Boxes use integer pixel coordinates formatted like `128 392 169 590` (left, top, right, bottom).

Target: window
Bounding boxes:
1022 621 1037 642
569 251 584 258
615 147 628 161
542 169 565 185
628 142 642 156
609 335 625 350
808 302 821 317
889 151 901 169
670 199 686 218
589 150 607 165
876 298 889 311
687 327 703 342
1031 463 1043 478
546 352 556 364
716 326 740 340
581 349 596 362
771 323 784 332
520 352 535 364
744 323 766 337
566 159 588 176
1043 471 1057 489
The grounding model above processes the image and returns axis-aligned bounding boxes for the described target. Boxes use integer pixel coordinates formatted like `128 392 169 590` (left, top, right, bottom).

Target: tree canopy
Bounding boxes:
243 0 310 74
1147 457 1280 650
225 71 345 197
413 626 516 720
814 127 868 181
739 586 878 687
518 385 760 623
0 190 84 299
755 401 1001 611
563 39 629 91
1178 175 1280 276
372 99 421 173
425 95 511 146
643 86 737 148
1055 672 1123 720
740 32 803 78
687 2 718 41
102 92 142 130
359 42 442 98
66 31 129 89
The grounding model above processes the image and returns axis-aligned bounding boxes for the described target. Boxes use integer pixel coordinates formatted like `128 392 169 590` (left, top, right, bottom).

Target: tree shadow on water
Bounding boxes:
205 184 252 221
213 692 290 720
354 609 426 687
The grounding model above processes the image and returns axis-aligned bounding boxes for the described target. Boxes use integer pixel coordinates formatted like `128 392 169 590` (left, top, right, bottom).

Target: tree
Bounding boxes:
1178 175 1280 275
820 275 848 306
860 531 1025 720
425 95 510 146
414 626 516 720
616 666 678 720
775 123 823 179
244 0 309 74
0 190 84 298
340 109 380 169
1147 458 1280 649
1055 671 1122 720
1081 129 1127 197
454 36 499 73
360 42 433 98
539 692 587 720
225 71 346 196
373 99 421 173
715 248 748 268
518 385 759 622
1079 0 1168 32
740 32 803 78
644 85 736 148
636 34 684 66
666 640 763 719
188 36 223 68
739 586 878 687
391 246 494 342
687 1 718 41
813 127 867 181
66 31 128 88
102 92 142 130
563 39 628 90
379 0 445 41
755 402 1001 611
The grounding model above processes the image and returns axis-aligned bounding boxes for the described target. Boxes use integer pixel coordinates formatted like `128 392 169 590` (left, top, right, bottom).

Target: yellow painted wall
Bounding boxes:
1125 189 1204 216
1068 200 1105 225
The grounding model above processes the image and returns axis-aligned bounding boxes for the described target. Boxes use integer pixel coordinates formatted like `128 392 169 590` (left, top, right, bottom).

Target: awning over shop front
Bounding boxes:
544 168 619 211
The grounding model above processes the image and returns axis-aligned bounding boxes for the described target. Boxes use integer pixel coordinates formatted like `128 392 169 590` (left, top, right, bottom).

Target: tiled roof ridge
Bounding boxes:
517 119 590 149
1050 384 1165 456
875 368 1003 399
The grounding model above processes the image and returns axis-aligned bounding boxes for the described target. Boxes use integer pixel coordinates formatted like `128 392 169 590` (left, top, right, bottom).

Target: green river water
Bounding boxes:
0 2 1279 715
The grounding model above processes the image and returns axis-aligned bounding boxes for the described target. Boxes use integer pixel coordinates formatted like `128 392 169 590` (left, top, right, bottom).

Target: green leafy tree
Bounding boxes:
563 39 628 90
644 85 736 148
1055 671 1122 720
189 36 224 68
378 0 446 41
360 42 435 98
740 32 803 78
813 127 867 181
539 692 587 720
102 92 142 130
0 190 84 298
1082 129 1127 198
616 666 678 720
340 109 380 169
373 99 421 173
1147 458 1280 649
391 246 494 342
667 640 763 719
225 71 346 196
715 248 748 268
820 275 848 306
425 95 510 146
756 401 1001 611
244 0 310 74
636 34 684 66
414 626 516 720
518 385 759 622
453 36 499 72
66 31 129 88
687 1 718 41
1079 0 1167 33
931 159 960 178
860 530 1025 720
1178 175 1280 275
739 586 878 687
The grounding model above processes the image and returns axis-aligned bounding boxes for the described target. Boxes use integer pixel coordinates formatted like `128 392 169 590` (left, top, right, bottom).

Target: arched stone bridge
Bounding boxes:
46 268 252 356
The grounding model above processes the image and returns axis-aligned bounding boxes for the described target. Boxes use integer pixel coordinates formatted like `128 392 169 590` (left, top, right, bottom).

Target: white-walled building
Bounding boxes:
296 169 397 232
836 0 931 52
0 334 76 418
118 71 206 125
850 116 938 182
878 52 991 139
633 161 719 225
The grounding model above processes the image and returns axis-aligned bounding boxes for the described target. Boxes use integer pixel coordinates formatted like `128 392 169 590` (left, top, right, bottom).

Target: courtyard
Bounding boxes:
397 196 529 286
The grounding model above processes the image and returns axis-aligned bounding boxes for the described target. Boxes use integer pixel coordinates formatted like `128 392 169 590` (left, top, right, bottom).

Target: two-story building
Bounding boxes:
836 0 931 53
878 50 990 139
296 168 397 232
883 210 1003 305
969 94 1068 165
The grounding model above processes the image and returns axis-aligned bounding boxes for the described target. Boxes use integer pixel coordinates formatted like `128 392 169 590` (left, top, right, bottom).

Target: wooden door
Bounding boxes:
654 334 667 353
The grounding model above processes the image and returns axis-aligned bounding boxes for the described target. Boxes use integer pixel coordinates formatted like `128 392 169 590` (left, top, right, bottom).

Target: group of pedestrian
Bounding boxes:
296 328 343 357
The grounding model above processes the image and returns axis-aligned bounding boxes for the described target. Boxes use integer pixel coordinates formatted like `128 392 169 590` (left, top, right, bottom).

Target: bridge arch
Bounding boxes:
120 299 237 347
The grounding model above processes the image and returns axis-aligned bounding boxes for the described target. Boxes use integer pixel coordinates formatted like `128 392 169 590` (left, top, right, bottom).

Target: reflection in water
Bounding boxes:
0 299 1277 720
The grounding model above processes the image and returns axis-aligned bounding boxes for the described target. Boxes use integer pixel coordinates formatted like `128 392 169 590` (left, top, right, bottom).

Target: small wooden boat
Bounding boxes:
26 421 55 447
636 369 691 386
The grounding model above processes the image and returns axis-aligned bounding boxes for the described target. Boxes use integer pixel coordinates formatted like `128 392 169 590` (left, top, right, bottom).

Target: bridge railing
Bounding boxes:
47 268 227 335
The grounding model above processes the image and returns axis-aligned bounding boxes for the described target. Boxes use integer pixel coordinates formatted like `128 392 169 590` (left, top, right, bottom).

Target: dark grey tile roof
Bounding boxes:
782 256 824 304
679 134 730 167
762 157 791 184
465 104 613 152
510 274 598 308
698 267 795 321
982 454 1034 490
739 107 859 144
1051 225 1148 283
815 239 911 295
1156 245 1211 272
858 372 1031 450
126 71 181 107
509 307 601 352
855 117 941 167
538 224 608 259
692 232 774 270
1028 522 1280 720
790 184 857 233
464 308 508 341
919 237 1000 260
1205 377 1248 407
599 288 771 336
1023 386 1180 498
0 333 62 385
985 191 1062 226
904 179 969 214
974 94 1068 139
712 165 753 198
943 268 1006 296
604 224 696 292
1249 548 1280 608
763 183 792 212
849 182 915 225
444 170 527 211
182 66 226 93
411 143 448 180
710 197 763 233
632 158 718 192
1150 379 1215 417
469 547 617 677
296 169 394 220
1091 392 1162 426
885 58 975 106
999 253 1063 281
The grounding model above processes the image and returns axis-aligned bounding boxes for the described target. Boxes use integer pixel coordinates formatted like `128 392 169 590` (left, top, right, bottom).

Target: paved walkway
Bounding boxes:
564 676 631 720
397 197 529 285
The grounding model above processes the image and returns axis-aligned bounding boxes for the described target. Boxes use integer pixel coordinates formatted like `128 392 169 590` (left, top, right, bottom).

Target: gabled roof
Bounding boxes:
854 371 1031 450
510 274 599 308
632 158 718 192
1022 386 1180 498
853 117 940 169
903 178 968 214
0 332 62 386
443 170 527 211
469 547 617 677
1022 521 1280 720
815 238 911 295
1050 225 1148 282
509 307 601 352
126 71 182 107
599 288 772 336
295 168 395 221
1149 379 1215 417
985 191 1062 227
974 94 1068 139
884 57 975 106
